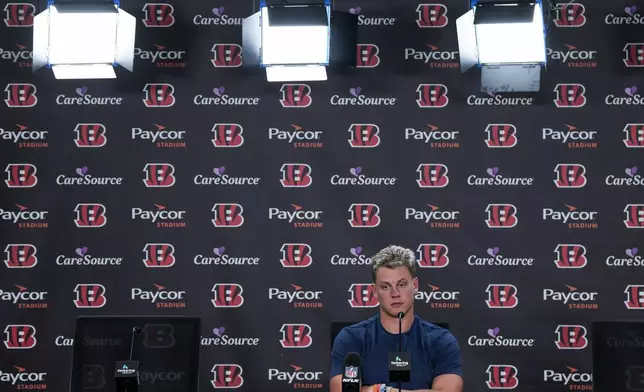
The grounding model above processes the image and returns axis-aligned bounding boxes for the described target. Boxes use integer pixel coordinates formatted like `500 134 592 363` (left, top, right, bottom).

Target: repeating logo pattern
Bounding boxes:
1 1 642 391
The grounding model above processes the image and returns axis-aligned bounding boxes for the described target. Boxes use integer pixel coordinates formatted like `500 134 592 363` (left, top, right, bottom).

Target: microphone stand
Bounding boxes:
398 313 403 392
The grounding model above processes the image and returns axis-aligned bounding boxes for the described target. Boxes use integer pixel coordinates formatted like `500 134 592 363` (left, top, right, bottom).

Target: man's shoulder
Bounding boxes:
337 315 378 340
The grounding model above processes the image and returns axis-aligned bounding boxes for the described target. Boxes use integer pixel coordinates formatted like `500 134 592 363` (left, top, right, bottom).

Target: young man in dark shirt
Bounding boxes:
329 245 463 392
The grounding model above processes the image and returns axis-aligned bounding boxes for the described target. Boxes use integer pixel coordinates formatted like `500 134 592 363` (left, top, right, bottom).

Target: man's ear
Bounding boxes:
413 277 419 291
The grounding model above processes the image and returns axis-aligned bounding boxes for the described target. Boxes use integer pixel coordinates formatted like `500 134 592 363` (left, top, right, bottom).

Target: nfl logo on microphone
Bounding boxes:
345 366 358 378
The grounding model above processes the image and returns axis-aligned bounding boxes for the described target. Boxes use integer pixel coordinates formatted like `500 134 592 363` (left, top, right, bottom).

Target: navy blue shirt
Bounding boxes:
330 314 462 390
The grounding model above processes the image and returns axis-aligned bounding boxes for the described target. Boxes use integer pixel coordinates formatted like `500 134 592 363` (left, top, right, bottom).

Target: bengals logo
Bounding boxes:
143 243 175 267
416 164 449 188
553 164 587 188
416 4 448 28
3 3 35 27
280 84 312 108
74 123 107 147
211 364 243 388
416 84 448 108
5 163 37 188
625 285 644 309
142 163 176 187
142 3 175 27
280 323 312 348
485 124 518 148
416 244 449 268
553 83 586 108
211 44 242 68
485 284 519 308
211 123 244 147
280 243 313 267
142 83 176 107
4 244 38 268
348 283 379 308
348 124 380 148
552 2 586 27
280 164 312 188
74 203 107 228
211 283 244 307
485 204 518 228
348 203 381 228
554 244 587 269
74 284 107 308
211 203 244 227
4 83 37 107
624 204 644 229
623 124 644 148
4 324 36 349
356 44 380 68
554 324 588 349
486 365 519 389
623 43 644 68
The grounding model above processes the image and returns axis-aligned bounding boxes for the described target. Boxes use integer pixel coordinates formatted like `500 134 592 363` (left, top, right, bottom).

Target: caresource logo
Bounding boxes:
194 86 260 106
606 85 644 106
486 365 519 389
56 86 123 106
329 87 396 106
606 5 644 25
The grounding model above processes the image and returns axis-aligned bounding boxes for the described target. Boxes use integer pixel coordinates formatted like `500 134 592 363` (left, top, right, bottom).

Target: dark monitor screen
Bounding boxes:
69 316 200 392
592 321 644 392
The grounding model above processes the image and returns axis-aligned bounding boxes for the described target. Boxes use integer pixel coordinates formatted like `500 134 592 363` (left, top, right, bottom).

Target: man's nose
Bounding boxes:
390 287 400 297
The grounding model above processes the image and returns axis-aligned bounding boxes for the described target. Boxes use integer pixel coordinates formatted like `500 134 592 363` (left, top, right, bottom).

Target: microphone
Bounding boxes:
341 352 363 392
115 326 141 392
389 312 410 386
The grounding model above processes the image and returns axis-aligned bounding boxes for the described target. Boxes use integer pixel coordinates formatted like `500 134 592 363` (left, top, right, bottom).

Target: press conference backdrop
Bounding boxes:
1 0 643 391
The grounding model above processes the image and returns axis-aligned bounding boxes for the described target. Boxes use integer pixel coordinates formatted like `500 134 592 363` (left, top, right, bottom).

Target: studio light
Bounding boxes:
456 0 547 92
32 0 136 79
242 0 357 82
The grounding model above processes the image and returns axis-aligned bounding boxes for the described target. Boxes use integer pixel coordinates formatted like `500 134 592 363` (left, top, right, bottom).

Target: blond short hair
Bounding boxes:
371 245 416 282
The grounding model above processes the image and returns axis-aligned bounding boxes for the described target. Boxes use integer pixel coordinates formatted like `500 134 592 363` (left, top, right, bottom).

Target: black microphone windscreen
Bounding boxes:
397 312 405 318
344 352 363 366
